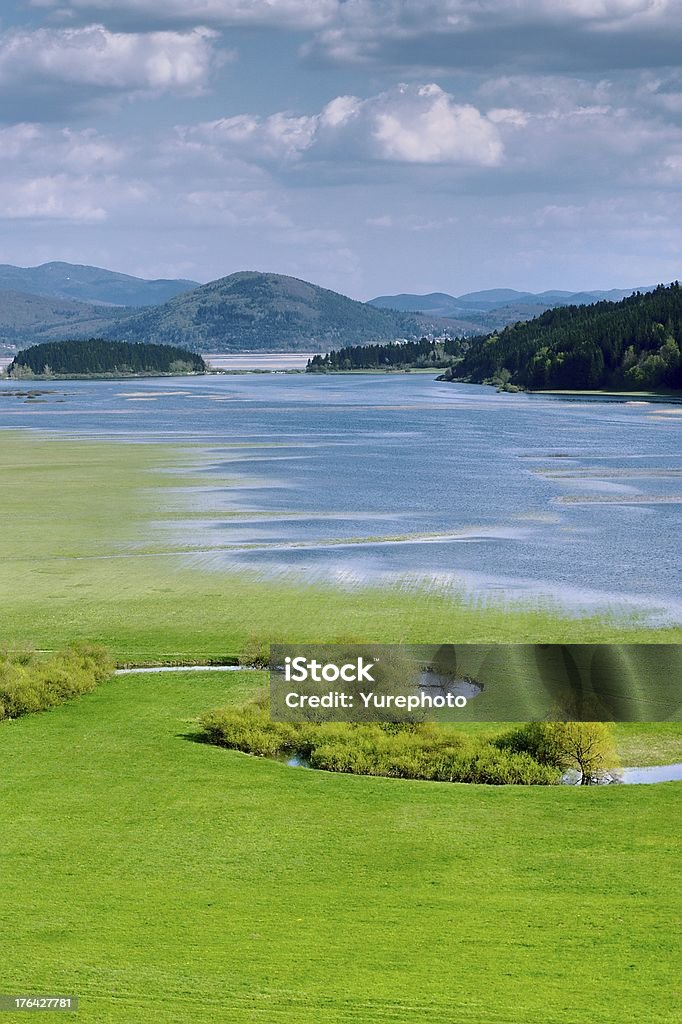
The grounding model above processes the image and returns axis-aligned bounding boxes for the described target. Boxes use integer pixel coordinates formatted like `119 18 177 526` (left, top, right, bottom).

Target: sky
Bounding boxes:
1 1 682 299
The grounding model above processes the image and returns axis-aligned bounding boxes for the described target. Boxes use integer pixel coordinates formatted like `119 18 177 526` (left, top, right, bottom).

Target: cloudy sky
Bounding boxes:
1 1 682 298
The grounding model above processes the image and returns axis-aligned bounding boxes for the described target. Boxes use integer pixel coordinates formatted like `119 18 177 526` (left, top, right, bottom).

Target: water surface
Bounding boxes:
1 372 680 622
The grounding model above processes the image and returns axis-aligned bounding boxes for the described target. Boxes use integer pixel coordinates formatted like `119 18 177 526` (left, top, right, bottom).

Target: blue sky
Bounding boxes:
1 1 682 298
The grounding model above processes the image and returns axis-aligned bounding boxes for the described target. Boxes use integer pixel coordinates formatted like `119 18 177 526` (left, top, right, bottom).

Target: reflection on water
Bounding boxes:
1 372 681 622
284 756 682 785
618 762 682 784
562 763 682 785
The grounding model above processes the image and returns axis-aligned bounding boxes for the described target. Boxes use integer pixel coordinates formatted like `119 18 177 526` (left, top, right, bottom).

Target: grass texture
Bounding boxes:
0 671 679 1024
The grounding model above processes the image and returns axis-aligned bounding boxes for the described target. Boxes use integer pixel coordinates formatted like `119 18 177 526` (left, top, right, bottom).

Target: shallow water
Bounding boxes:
284 756 682 785
1 372 681 622
562 763 682 785
618 762 682 784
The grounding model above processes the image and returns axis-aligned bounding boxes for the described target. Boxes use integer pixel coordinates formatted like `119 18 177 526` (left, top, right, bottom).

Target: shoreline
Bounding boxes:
1 370 208 382
305 368 682 399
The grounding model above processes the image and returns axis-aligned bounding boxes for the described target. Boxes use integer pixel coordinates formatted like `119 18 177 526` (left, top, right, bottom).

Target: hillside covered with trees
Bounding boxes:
108 272 451 352
307 336 466 371
0 289 131 349
8 339 206 378
441 283 682 391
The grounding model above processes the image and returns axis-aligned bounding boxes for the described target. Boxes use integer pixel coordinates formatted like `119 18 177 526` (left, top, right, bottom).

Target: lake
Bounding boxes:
1 371 681 623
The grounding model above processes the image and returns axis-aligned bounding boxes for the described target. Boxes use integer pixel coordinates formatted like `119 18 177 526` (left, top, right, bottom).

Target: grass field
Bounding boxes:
2 431 680 662
0 671 680 1024
0 429 679 1023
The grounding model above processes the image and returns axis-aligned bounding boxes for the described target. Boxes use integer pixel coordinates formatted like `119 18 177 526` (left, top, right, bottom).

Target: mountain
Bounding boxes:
456 288 535 308
0 289 131 347
2 265 665 357
440 283 682 392
105 271 451 352
369 285 654 323
370 292 463 317
0 262 199 307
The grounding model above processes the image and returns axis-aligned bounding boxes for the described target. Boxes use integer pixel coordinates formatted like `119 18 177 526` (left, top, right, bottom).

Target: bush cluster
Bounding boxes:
199 702 562 786
0 644 113 720
494 720 619 785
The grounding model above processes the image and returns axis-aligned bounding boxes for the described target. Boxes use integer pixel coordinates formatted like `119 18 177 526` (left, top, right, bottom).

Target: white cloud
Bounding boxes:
180 84 504 167
638 71 682 115
486 108 529 127
479 75 616 113
0 119 298 233
0 177 107 222
0 124 148 222
651 152 682 185
192 112 318 162
369 213 460 232
0 123 126 170
0 25 220 96
301 0 682 70
44 0 676 31
28 0 682 77
183 189 293 227
371 85 503 165
33 0 337 30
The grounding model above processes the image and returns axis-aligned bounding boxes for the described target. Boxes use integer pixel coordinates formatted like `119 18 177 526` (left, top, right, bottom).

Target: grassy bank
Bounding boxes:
0 670 679 1024
1 431 680 662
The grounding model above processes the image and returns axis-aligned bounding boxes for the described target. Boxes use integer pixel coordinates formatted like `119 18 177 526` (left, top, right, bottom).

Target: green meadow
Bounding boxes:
0 430 680 1023
0 670 680 1024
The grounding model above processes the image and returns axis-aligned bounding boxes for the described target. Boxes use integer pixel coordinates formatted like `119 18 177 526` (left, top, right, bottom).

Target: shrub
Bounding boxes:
238 636 270 669
199 704 563 785
199 705 298 757
495 720 619 784
0 644 113 721
466 747 559 785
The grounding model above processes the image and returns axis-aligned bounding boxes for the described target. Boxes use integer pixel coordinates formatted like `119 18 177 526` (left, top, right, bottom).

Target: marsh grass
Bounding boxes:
1 432 679 662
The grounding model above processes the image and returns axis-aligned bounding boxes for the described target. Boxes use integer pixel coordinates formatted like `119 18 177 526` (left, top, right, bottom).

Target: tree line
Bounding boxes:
307 336 466 371
446 282 682 391
9 338 206 377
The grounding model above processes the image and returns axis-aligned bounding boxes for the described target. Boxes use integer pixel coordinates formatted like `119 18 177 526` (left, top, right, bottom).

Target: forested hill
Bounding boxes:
307 337 466 371
106 272 450 352
8 339 206 378
444 283 682 391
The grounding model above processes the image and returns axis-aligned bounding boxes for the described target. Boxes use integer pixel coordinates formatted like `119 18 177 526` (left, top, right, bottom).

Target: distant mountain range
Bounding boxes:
369 286 655 333
0 261 660 354
0 262 198 307
0 267 452 353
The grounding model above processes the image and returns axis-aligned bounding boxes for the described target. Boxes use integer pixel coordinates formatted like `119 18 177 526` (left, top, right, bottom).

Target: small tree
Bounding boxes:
496 720 620 785
542 721 619 785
